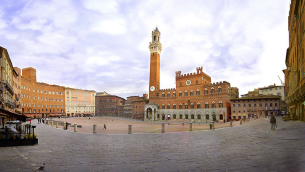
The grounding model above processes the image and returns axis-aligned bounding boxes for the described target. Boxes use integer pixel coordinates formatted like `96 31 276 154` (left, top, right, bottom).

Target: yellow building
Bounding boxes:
284 0 305 121
65 87 96 117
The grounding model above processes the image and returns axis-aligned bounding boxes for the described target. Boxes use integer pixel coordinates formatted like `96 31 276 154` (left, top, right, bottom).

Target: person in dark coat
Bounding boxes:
103 124 106 129
270 115 276 130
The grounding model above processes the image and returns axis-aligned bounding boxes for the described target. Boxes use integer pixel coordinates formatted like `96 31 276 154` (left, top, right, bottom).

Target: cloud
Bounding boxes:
0 0 290 99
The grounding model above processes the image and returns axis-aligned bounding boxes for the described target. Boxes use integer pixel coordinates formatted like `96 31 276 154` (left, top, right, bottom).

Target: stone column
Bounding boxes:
128 125 132 134
93 124 97 134
56 121 58 128
74 124 77 132
230 120 232 127
161 123 165 133
212 121 215 129
240 119 242 125
51 121 53 127
189 123 192 131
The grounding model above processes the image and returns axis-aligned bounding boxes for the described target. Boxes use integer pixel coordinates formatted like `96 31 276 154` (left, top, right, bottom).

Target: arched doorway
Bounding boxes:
146 108 152 120
185 114 189 119
162 114 165 120
212 113 216 121
173 114 176 119
219 114 223 120
197 114 201 119
191 115 194 119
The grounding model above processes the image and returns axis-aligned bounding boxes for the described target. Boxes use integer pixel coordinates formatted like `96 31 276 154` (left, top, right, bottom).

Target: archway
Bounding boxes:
162 114 165 120
219 114 223 120
212 113 216 121
146 108 152 120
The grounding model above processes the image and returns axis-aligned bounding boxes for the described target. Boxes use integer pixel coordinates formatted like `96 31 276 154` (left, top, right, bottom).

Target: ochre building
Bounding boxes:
21 67 65 118
145 28 234 122
283 0 305 121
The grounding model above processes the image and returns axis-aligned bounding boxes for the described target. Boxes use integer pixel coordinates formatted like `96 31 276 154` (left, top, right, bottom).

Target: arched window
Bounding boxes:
190 90 194 96
167 92 170 97
191 103 194 109
204 88 208 95
184 90 188 96
167 104 170 109
162 104 165 109
219 101 223 108
205 102 209 108
212 101 216 108
211 88 215 94
196 89 200 95
179 91 182 97
173 92 176 97
218 86 222 93
197 102 201 108
162 92 165 97
179 103 182 109
173 104 176 109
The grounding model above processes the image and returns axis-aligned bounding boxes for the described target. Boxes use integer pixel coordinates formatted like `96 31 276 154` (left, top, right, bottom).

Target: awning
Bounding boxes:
0 109 27 122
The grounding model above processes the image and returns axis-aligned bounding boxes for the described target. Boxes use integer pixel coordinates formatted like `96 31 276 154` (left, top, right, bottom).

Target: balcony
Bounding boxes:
2 80 14 95
4 100 15 108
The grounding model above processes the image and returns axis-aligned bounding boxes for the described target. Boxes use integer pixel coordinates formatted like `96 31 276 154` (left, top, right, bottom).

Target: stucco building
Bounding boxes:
21 67 65 118
144 28 235 122
283 0 305 121
65 88 96 117
13 67 22 113
0 47 26 123
230 95 281 120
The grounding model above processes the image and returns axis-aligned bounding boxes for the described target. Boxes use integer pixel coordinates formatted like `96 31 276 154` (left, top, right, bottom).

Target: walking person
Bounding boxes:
103 124 106 129
270 115 277 130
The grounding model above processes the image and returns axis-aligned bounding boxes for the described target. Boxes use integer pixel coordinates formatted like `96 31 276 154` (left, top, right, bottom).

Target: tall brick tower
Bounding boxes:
149 27 162 99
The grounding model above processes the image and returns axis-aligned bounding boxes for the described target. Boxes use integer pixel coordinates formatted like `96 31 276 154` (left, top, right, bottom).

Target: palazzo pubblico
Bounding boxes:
144 28 236 122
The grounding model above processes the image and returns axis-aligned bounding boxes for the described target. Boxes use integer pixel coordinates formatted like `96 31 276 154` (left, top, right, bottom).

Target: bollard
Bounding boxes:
240 119 242 125
128 125 132 134
56 121 59 128
230 120 232 127
189 123 192 131
51 121 53 127
74 124 77 132
161 123 165 133
93 124 97 134
212 121 215 129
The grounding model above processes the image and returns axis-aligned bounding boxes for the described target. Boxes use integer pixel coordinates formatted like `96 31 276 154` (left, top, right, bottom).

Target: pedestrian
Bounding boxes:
270 115 277 130
89 117 90 120
30 119 31 124
103 124 106 129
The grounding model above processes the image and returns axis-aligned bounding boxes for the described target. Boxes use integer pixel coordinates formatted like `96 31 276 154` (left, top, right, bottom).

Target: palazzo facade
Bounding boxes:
144 28 233 123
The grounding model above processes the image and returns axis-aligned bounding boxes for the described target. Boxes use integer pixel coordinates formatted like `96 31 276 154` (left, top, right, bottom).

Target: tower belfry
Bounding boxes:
149 27 162 99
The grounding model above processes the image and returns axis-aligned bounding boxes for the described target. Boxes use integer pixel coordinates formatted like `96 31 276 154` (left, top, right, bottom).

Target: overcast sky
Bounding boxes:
0 0 290 99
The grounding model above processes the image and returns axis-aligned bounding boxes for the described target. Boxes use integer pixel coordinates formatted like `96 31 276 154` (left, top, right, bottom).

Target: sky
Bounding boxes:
0 0 290 99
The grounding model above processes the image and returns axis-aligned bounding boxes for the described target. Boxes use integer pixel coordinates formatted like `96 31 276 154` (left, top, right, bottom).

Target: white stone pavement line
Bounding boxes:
12 147 38 170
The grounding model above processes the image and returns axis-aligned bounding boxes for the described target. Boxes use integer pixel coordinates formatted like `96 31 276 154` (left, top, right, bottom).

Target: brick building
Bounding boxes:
230 95 281 120
95 93 125 117
65 88 96 117
132 95 149 120
21 67 65 118
144 28 235 122
283 0 305 121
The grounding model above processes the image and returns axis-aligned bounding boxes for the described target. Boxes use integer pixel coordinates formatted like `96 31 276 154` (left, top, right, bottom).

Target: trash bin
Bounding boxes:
210 124 212 129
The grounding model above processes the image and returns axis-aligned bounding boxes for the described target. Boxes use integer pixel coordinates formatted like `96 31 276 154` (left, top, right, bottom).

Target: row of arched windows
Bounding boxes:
161 87 222 98
159 101 223 109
